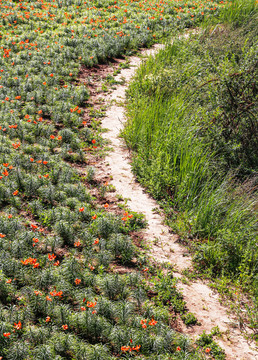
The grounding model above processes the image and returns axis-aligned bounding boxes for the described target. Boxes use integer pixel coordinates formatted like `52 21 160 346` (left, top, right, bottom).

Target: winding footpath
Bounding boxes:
83 45 257 359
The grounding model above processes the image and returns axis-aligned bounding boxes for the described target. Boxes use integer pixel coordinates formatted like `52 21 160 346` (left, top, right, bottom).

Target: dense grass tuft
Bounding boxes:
124 7 258 292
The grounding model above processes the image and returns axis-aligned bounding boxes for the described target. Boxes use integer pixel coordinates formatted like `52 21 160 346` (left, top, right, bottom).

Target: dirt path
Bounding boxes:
84 46 257 359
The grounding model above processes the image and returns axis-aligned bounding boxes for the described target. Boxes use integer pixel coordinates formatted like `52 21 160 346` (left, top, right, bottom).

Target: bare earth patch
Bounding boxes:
81 45 257 360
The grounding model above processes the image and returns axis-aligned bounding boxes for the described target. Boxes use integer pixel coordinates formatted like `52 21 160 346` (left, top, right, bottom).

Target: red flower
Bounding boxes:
62 324 68 330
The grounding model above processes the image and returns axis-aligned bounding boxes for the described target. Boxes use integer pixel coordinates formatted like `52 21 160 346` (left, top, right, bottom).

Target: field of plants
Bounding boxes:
0 0 233 359
124 0 257 307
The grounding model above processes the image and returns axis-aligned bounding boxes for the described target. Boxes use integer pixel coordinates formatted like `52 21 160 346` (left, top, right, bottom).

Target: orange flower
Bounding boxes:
81 306 86 311
87 301 97 308
92 214 97 220
6 279 12 284
92 139 96 144
0 233 6 238
30 158 34 162
50 135 55 139
62 324 68 330
140 319 147 328
148 318 157 326
205 348 211 353
53 260 60 266
74 241 81 247
75 278 81 285
3 332 11 338
14 321 22 330
46 316 51 322
176 346 181 351
94 238 99 245
104 203 109 208
79 207 84 212
43 161 48 165
48 253 56 261
34 290 42 296
13 190 18 196
46 296 52 301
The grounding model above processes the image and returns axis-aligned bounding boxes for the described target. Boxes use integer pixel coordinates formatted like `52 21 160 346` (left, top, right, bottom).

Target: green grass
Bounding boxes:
123 7 258 295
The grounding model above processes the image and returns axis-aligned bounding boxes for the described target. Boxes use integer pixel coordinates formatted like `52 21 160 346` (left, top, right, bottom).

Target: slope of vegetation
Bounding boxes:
0 0 229 359
124 0 257 295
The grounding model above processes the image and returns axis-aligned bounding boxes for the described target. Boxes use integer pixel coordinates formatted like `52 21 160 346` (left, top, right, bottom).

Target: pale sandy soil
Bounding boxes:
84 45 257 360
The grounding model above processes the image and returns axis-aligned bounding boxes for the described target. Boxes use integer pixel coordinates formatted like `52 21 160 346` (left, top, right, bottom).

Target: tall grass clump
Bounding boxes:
124 9 258 292
217 0 257 27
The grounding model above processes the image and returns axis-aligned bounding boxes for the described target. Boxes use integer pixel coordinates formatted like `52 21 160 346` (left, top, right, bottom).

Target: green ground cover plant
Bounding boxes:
0 0 229 358
124 0 257 296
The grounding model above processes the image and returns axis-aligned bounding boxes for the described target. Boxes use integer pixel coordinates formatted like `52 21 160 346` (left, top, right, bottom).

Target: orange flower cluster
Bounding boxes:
14 321 22 330
70 105 81 113
34 290 43 296
121 211 133 221
48 253 56 261
12 142 21 149
49 290 63 298
140 318 157 328
86 301 96 308
3 332 11 338
121 344 141 352
21 257 39 268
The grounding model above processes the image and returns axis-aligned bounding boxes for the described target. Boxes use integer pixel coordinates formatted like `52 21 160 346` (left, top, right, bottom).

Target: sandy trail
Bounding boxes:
87 45 257 359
